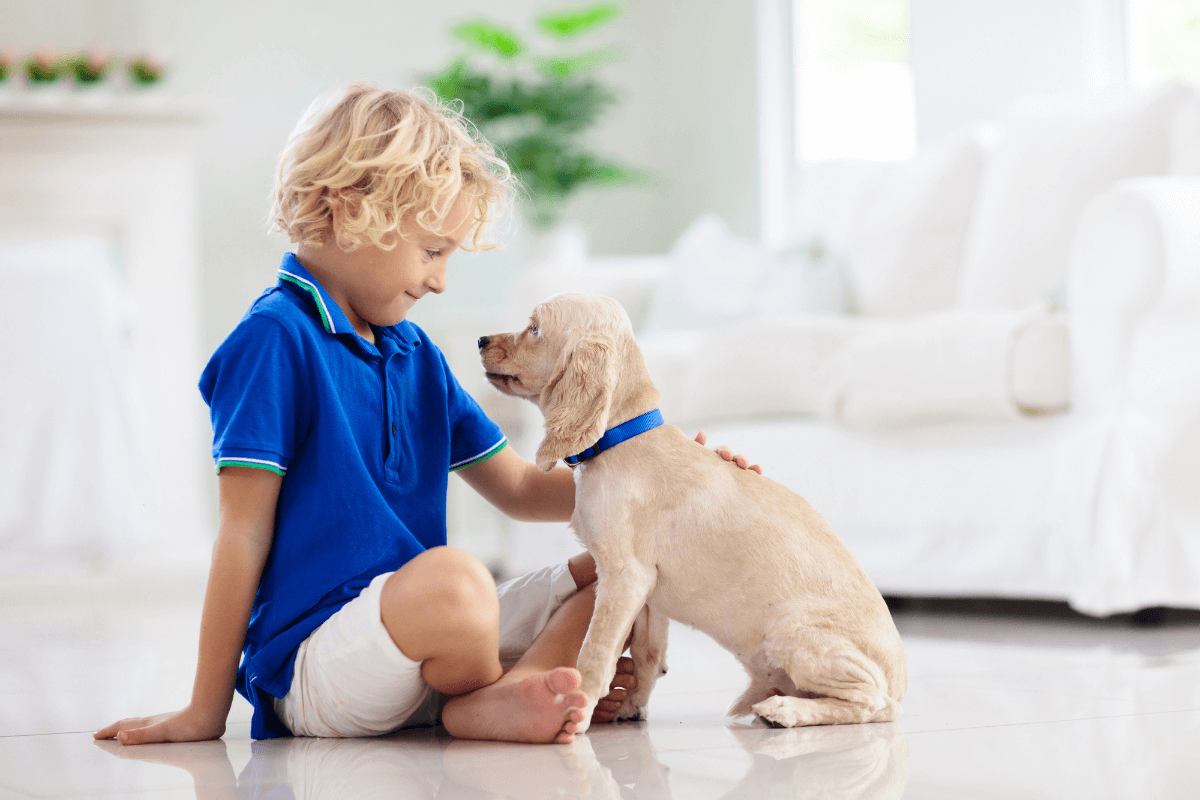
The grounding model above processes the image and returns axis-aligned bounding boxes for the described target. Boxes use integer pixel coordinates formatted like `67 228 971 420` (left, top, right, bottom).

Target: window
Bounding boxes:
792 0 916 164
1127 0 1200 85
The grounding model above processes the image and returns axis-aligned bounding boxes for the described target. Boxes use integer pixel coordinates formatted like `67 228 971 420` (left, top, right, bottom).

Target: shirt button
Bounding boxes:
391 423 397 434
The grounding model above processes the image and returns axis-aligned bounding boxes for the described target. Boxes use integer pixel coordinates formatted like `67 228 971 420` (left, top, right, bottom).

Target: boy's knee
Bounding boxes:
382 547 498 635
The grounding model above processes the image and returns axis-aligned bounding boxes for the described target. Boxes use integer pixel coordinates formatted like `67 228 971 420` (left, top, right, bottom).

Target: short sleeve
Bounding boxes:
198 314 311 476
440 349 507 472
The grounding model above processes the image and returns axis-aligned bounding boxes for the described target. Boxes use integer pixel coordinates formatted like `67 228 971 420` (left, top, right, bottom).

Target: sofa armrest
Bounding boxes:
1068 176 1200 416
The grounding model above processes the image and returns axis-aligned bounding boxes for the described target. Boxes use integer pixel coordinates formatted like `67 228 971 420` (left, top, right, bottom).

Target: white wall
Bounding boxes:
573 0 762 254
1 0 761 354
910 0 1126 145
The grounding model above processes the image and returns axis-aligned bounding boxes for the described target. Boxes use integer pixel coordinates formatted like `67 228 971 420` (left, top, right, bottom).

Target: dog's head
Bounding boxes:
479 293 636 471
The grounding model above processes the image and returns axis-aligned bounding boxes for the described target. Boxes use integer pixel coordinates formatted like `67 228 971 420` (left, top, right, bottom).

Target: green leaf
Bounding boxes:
451 20 525 59
535 46 621 80
521 80 618 133
537 2 622 38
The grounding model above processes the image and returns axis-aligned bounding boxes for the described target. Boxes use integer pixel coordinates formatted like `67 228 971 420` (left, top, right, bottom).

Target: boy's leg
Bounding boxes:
378 546 587 744
379 546 504 696
442 580 638 742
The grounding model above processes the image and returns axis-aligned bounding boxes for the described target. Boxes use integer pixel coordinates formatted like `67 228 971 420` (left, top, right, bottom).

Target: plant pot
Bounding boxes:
526 222 588 271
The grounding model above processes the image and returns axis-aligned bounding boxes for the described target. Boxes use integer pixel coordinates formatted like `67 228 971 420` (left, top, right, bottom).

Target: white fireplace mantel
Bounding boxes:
0 95 212 573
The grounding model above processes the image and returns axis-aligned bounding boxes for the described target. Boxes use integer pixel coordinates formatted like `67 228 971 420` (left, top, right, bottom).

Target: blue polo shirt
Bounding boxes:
198 253 507 739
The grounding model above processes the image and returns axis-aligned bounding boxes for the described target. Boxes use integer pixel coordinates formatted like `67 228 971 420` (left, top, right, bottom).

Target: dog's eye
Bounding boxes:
528 323 539 335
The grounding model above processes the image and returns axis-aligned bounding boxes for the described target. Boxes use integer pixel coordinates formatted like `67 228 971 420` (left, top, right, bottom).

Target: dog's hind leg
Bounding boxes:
728 666 791 718
617 603 669 720
752 632 897 728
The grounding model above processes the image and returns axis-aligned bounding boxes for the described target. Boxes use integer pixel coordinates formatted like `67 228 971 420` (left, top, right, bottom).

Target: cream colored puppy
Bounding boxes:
479 294 906 731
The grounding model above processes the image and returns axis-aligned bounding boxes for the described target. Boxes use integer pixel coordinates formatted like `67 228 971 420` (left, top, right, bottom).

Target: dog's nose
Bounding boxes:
477 336 490 350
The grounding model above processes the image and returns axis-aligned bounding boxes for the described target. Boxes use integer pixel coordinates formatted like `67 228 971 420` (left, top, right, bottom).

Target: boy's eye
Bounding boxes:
425 250 441 259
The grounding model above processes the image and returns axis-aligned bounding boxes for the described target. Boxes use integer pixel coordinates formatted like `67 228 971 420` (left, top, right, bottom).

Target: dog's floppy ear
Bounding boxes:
536 337 619 471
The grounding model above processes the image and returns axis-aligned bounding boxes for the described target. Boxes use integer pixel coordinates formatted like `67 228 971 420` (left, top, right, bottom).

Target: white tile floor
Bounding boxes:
2 594 1199 799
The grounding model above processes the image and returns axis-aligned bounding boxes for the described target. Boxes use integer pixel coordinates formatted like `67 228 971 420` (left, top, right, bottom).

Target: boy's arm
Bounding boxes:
456 431 762 525
457 445 576 523
94 467 281 745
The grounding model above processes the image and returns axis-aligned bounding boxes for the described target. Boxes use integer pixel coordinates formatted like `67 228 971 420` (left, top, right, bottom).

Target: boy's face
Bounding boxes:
338 195 476 330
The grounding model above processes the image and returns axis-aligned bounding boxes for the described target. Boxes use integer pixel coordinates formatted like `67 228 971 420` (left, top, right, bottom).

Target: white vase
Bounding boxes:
526 222 588 271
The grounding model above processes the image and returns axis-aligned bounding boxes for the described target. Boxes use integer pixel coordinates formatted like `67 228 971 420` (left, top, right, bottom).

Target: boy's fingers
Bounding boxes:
614 656 634 673
609 672 637 690
693 431 707 446
117 724 169 746
95 718 141 740
718 447 763 475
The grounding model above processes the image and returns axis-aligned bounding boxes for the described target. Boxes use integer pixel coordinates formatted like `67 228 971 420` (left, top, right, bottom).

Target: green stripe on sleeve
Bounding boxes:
216 460 287 476
449 440 508 473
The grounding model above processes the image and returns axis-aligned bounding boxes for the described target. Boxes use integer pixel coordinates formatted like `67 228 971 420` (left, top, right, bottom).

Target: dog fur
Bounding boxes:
479 293 906 731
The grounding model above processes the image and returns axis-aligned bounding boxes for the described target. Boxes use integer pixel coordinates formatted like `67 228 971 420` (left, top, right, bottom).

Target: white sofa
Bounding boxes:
502 85 1200 616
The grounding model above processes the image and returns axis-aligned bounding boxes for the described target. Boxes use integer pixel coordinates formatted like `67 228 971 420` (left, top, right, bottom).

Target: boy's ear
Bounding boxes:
535 338 618 471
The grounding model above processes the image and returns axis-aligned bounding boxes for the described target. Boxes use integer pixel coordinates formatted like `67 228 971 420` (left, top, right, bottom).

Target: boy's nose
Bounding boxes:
477 336 490 350
425 262 447 294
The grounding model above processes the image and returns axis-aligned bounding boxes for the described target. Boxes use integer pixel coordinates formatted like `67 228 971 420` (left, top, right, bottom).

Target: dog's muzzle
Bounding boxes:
477 335 490 350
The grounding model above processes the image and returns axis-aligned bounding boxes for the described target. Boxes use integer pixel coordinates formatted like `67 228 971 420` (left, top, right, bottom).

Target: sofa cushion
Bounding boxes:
957 85 1190 309
639 316 854 424
639 307 1068 427
828 307 1047 428
644 215 847 332
843 128 987 316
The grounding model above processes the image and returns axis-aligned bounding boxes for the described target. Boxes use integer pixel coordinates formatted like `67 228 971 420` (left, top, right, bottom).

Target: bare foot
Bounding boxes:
442 667 589 744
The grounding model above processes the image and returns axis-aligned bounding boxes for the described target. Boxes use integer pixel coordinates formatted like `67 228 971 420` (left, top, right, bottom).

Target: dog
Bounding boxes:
479 294 906 731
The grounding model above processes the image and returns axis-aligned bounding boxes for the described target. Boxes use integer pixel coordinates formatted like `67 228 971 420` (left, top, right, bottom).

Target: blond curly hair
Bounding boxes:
270 83 512 251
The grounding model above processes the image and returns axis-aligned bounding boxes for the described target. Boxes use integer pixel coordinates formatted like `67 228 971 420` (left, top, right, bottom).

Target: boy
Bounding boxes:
95 84 758 747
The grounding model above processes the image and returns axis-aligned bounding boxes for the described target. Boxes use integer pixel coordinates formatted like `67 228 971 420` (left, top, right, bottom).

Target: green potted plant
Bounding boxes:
127 54 165 87
427 2 638 232
67 49 112 86
24 49 62 86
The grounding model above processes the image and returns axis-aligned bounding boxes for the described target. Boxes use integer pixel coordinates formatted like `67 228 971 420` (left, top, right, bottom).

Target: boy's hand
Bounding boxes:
94 706 226 745
694 431 763 475
592 656 637 723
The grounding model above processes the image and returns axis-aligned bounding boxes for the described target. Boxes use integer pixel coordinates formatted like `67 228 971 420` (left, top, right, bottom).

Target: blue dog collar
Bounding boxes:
564 409 665 466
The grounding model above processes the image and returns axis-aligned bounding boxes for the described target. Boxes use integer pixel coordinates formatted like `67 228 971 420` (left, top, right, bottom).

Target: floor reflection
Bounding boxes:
723 723 908 799
93 720 908 800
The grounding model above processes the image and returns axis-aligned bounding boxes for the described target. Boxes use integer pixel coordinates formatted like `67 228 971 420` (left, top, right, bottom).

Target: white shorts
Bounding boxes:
274 561 579 738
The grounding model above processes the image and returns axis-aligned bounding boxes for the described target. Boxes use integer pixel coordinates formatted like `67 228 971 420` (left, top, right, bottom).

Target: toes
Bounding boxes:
563 690 588 710
546 668 582 696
